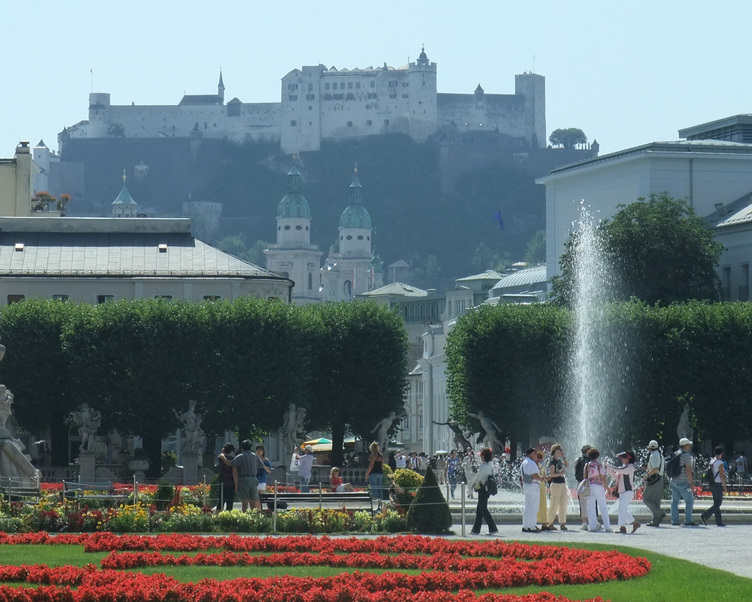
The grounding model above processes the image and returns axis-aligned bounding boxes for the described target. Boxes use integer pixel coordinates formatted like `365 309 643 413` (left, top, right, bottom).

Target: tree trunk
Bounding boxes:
144 432 163 478
50 418 69 466
330 422 346 469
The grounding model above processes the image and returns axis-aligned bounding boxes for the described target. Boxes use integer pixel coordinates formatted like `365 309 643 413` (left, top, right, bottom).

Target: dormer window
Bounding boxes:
158 244 167 253
14 243 24 252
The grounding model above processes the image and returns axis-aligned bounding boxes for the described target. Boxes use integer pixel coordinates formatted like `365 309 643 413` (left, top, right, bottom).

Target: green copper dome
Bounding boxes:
277 164 311 219
339 170 371 229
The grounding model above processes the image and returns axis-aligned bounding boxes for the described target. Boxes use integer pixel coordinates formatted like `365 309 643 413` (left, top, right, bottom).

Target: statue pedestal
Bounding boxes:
182 452 199 485
78 451 96 482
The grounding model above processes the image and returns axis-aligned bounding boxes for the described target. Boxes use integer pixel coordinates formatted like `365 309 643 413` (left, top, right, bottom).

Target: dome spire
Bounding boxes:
349 162 362 204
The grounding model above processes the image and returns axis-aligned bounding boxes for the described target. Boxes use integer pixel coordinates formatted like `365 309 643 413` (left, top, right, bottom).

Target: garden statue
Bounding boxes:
281 403 307 452
433 420 474 453
467 410 504 451
676 404 692 442
372 411 397 453
71 404 102 453
0 344 41 486
174 400 206 455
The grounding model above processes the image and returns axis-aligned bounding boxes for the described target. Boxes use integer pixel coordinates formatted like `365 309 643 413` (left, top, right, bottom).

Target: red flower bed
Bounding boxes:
0 533 649 601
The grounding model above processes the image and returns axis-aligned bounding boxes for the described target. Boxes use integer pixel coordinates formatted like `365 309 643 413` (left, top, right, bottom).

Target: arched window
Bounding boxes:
308 273 313 290
344 280 352 297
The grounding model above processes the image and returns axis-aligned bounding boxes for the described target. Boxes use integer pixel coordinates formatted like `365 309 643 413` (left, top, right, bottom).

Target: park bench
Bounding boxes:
259 483 373 513
62 481 128 507
0 477 41 503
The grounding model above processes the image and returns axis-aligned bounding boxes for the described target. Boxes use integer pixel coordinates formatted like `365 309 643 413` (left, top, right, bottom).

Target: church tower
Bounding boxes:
217 70 225 105
264 160 322 304
321 166 380 300
111 170 139 218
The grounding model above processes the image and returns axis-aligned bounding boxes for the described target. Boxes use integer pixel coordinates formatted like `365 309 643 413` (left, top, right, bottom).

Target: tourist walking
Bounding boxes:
216 442 235 514
365 441 386 509
547 443 569 530
295 445 316 493
700 446 728 527
574 445 592 530
470 447 499 536
521 447 542 533
536 451 553 530
670 437 696 526
585 447 612 532
607 450 641 533
643 440 666 526
447 450 460 499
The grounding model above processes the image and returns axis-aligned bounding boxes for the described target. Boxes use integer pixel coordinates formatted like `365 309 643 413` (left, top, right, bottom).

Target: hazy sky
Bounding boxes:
3 1 751 157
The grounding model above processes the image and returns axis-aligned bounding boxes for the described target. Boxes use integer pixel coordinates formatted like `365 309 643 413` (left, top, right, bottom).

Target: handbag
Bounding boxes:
645 473 661 485
576 462 591 496
485 475 498 496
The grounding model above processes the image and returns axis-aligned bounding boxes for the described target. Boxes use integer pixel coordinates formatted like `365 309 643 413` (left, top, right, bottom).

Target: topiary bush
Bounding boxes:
393 468 423 510
406 467 452 534
154 481 175 511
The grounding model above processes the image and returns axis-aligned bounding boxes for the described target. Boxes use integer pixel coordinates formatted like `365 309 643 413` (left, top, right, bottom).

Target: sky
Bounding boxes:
2 1 752 158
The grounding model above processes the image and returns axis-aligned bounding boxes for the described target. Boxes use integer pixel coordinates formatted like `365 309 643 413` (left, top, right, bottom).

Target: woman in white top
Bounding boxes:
586 447 612 532
470 447 499 536
606 450 640 533
700 446 727 527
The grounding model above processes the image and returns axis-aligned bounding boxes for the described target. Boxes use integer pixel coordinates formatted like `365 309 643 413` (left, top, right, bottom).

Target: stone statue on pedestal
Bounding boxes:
467 410 504 451
676 404 692 442
372 411 397 453
281 403 307 453
174 400 206 455
71 404 101 453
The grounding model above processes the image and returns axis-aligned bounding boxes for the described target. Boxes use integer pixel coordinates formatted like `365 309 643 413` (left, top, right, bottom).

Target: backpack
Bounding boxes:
665 453 683 479
702 460 718 484
485 475 498 496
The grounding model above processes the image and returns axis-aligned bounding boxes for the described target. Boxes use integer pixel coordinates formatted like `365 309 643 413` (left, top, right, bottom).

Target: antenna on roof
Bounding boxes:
532 54 535 73
90 68 93 93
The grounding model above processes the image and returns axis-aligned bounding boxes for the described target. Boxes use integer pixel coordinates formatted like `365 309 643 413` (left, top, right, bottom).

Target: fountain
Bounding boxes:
565 203 624 455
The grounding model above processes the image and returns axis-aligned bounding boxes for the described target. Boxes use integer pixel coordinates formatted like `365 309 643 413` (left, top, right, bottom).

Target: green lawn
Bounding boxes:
1 542 750 601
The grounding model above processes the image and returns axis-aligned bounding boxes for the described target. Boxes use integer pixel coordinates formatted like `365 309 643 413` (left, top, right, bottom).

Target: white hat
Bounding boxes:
648 440 659 450
679 437 692 447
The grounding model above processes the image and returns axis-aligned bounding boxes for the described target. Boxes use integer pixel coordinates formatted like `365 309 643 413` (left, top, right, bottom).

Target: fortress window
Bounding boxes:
288 83 298 90
356 82 361 89
325 83 330 90
306 94 315 100
370 81 375 88
346 93 354 100
295 225 303 230
289 95 297 101
347 121 353 127
367 236 370 240
389 93 397 99
346 235 353 240
357 235 364 240
402 82 409 87
204 122 207 129
324 94 332 100
384 119 389 126
309 106 313 110
284 225 291 230
389 81 397 87
402 94 408 98
366 120 372 126
97 295 115 304
333 94 343 100
340 83 346 89
308 83 313 92
367 92 377 99
348 82 353 89
290 120 297 126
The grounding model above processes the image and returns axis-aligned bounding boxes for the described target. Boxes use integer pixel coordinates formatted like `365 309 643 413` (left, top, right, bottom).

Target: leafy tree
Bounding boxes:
63 300 211 476
549 128 587 149
306 301 408 468
446 304 569 455
523 230 546 265
550 193 723 308
0 300 78 465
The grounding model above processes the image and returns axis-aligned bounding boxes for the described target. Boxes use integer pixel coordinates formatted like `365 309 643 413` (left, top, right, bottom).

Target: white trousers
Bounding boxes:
523 483 540 529
616 490 635 526
587 483 611 531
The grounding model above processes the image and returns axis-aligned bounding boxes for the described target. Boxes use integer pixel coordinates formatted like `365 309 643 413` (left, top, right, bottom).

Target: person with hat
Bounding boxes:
643 440 666 526
607 450 641 533
574 444 593 530
295 444 316 493
670 437 696 526
521 447 543 533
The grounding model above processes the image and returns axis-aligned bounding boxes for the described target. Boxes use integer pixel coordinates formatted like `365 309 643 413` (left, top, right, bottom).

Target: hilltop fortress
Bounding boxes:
59 48 546 154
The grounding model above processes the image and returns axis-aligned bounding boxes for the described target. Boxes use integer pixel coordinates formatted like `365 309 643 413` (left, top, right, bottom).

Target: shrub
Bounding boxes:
393 468 423 510
406 467 452 534
216 509 270 533
154 481 175 511
0 516 23 533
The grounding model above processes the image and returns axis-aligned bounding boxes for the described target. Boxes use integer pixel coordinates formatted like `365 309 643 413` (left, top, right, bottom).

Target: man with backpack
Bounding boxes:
669 437 697 526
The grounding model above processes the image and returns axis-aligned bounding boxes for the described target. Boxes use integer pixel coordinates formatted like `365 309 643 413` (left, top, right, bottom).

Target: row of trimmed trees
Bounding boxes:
0 299 408 474
446 301 752 455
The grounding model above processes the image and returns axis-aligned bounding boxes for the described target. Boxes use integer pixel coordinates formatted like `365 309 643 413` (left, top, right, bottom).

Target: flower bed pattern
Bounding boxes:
0 533 648 602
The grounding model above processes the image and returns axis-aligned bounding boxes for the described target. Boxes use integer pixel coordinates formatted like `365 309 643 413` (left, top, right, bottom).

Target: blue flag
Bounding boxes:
494 211 504 230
